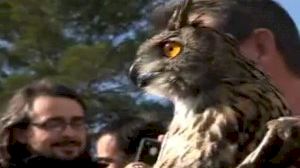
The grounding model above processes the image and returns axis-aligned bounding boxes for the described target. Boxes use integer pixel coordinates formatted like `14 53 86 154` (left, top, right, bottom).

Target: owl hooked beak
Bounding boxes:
129 63 159 88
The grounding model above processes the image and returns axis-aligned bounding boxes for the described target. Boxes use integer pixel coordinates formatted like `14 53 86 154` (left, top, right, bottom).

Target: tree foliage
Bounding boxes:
0 0 172 126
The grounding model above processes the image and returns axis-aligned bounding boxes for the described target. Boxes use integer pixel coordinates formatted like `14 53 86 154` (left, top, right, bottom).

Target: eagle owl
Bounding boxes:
129 0 291 167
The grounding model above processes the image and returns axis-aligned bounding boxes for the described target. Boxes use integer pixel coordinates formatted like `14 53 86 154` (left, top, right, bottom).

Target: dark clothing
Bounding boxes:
8 155 100 168
6 144 104 168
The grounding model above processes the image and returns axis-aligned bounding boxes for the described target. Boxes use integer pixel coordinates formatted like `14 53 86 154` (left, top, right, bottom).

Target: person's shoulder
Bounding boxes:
19 155 100 168
74 160 100 168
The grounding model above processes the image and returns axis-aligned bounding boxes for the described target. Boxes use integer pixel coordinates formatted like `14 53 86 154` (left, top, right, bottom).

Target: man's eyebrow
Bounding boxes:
43 116 64 122
34 115 85 123
71 116 85 120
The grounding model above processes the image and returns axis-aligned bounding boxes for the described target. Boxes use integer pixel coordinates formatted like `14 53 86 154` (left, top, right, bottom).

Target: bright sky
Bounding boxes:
275 0 300 30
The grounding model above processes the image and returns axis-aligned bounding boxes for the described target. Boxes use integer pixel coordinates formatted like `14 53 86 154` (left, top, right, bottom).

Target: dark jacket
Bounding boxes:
7 145 102 168
8 155 100 168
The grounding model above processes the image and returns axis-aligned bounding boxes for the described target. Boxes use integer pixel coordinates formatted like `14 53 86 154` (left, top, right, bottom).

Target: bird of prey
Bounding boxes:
129 0 291 167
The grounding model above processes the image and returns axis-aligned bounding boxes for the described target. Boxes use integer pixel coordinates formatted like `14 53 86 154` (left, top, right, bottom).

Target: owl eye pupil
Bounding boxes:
163 41 183 59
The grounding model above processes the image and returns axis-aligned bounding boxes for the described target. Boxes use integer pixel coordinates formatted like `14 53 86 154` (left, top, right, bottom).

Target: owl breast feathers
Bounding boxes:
129 0 291 167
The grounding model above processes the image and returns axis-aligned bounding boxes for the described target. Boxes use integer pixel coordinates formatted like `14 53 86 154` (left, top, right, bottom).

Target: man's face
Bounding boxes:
96 134 125 168
25 95 87 160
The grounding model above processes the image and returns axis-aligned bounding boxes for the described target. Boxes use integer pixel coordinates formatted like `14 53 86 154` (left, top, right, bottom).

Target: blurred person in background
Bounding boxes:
0 79 99 168
95 116 166 168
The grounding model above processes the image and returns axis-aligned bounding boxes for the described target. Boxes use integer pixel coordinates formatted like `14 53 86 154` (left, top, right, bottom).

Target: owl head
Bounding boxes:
129 0 257 100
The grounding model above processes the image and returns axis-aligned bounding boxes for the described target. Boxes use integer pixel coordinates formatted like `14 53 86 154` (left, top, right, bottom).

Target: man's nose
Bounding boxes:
61 124 77 136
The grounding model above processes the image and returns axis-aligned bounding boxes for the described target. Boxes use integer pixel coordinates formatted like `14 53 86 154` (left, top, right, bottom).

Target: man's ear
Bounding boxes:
252 28 277 61
12 128 28 144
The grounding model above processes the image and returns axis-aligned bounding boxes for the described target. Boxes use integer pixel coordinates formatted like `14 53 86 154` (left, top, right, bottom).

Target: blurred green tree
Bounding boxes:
0 0 172 127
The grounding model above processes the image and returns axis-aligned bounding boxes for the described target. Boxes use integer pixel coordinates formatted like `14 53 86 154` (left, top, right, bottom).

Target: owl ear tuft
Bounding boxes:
167 0 192 30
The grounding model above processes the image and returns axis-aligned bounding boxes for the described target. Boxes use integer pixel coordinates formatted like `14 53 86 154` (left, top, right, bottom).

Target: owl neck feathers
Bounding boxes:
172 93 220 127
173 85 225 116
162 96 239 167
171 83 239 126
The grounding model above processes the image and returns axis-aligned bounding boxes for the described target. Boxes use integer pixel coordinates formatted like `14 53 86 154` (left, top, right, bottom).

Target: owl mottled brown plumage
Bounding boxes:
237 116 300 168
129 0 291 167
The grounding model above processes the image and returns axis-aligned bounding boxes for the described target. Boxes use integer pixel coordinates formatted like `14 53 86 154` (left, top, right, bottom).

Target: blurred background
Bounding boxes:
0 0 298 130
0 0 173 131
275 0 300 30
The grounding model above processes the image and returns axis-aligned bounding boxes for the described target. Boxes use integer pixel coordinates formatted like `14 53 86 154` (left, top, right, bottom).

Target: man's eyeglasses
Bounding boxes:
30 117 86 133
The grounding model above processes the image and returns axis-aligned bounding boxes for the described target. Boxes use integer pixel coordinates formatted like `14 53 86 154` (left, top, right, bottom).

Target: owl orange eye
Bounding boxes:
163 41 183 59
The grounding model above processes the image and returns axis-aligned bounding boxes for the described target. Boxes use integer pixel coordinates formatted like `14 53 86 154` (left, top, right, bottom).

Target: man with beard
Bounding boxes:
0 79 100 168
